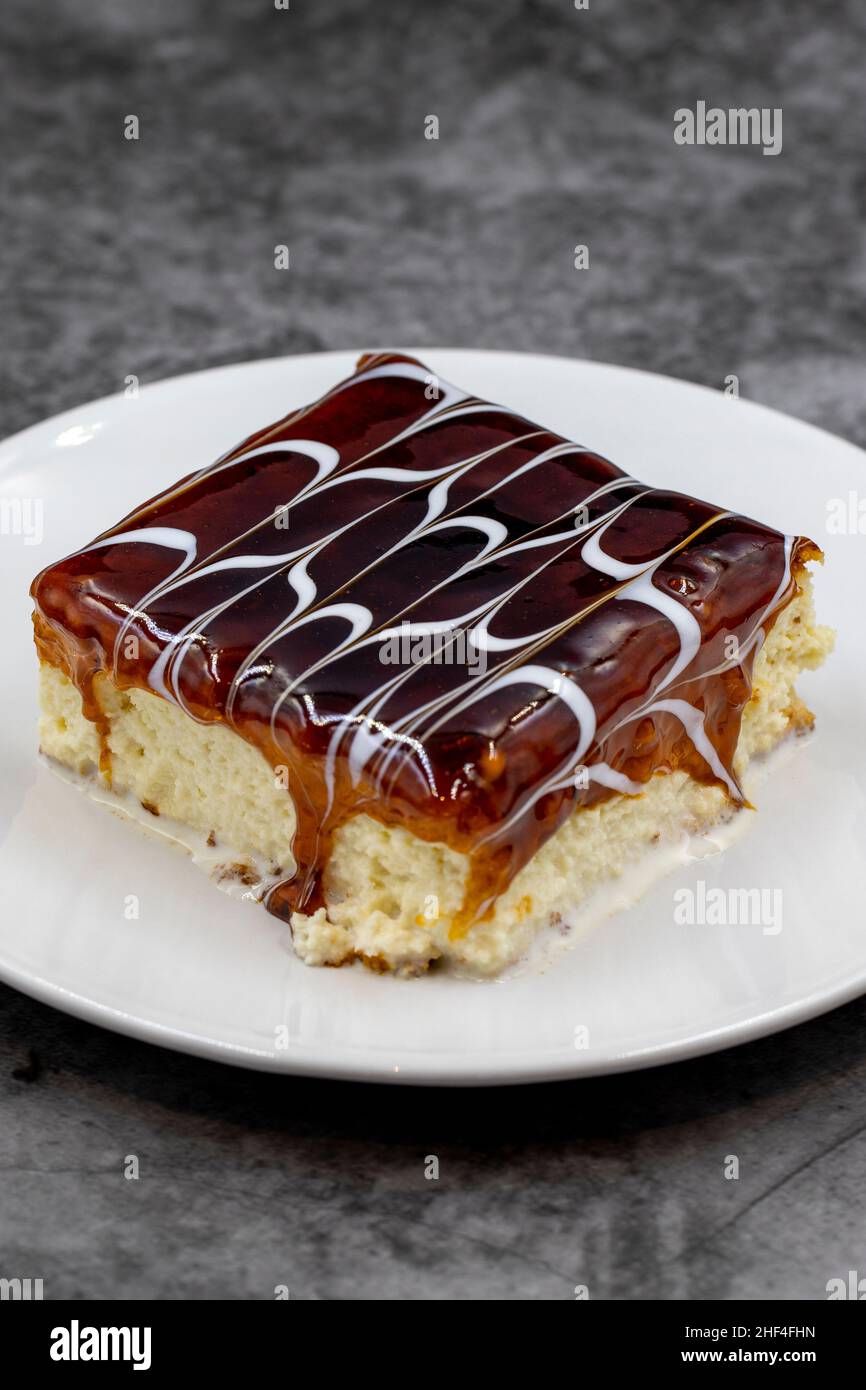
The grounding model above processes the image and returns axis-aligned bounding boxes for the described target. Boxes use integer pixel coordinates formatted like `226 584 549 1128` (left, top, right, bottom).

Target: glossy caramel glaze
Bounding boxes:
32 353 819 932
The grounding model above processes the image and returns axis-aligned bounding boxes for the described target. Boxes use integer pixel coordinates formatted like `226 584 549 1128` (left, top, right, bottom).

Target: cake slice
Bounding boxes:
31 352 833 975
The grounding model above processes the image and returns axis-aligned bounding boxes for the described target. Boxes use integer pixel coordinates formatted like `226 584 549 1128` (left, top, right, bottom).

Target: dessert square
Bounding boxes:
32 352 832 974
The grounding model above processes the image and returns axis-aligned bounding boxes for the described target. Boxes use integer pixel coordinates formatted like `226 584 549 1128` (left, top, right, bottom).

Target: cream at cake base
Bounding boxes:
36 578 832 977
40 752 289 906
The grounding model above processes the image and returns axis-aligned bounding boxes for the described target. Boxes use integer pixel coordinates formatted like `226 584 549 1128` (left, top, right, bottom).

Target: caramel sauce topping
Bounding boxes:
31 353 818 931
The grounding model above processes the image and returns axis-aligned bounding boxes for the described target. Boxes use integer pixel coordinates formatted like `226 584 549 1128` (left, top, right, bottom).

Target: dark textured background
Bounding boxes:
2 0 865 1300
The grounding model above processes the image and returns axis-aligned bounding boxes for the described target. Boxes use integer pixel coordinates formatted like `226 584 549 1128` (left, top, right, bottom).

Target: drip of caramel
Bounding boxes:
31 353 818 932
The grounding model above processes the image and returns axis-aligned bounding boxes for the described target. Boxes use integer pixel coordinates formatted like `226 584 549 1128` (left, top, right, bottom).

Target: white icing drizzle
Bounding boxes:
641 698 740 798
588 763 646 795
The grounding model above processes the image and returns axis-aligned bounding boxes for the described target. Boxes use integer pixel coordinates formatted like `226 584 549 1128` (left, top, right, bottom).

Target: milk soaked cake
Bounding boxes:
31 353 832 975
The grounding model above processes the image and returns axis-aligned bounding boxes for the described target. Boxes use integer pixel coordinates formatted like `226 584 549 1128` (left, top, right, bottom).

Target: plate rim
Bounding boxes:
2 951 866 1086
4 344 866 465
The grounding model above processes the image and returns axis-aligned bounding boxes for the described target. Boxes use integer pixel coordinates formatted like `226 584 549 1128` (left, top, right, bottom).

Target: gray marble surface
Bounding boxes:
1 0 865 1300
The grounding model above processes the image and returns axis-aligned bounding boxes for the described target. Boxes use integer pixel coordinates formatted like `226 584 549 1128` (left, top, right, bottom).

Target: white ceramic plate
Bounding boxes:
1 350 863 1084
